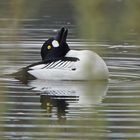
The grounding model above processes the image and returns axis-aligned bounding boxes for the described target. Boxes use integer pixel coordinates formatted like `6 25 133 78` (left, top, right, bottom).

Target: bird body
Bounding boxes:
28 49 109 80
16 27 109 81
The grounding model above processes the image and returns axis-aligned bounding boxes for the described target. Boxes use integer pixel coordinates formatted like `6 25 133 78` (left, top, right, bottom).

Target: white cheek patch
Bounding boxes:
52 40 59 48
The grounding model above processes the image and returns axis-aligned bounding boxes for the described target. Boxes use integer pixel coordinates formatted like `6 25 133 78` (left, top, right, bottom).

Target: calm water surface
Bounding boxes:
0 36 140 140
0 1 140 139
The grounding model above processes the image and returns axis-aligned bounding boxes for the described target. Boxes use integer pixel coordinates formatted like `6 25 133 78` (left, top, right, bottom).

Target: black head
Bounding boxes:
41 27 70 60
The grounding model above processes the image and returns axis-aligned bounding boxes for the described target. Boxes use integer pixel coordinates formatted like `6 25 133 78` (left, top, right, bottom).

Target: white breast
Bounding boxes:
28 50 109 80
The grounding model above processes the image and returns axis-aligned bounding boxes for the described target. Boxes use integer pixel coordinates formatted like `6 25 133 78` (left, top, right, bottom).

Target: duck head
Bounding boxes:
41 27 70 60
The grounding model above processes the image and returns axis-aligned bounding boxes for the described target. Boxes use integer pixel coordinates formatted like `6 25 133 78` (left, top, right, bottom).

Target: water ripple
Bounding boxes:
0 41 140 140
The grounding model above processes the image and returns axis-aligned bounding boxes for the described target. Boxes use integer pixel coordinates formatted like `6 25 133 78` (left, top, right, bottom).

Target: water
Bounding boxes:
0 39 140 140
0 0 140 140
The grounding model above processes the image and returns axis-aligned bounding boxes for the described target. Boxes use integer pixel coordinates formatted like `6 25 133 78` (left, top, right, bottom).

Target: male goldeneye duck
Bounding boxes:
26 27 109 80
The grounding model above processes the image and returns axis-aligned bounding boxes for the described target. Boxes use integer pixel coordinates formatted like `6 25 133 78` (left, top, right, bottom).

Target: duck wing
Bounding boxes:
28 57 79 71
13 57 79 83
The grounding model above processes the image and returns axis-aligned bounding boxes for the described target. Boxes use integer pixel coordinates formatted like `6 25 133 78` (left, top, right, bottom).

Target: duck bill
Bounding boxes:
55 27 68 44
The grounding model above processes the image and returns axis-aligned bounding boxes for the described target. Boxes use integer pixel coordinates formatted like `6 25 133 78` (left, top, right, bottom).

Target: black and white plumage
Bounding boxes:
18 27 109 81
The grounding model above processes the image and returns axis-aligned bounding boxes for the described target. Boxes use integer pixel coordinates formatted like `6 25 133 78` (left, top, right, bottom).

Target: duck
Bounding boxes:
24 27 109 81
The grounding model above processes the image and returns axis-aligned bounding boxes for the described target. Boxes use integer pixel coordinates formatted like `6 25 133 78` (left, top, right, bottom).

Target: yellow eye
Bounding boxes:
47 45 51 50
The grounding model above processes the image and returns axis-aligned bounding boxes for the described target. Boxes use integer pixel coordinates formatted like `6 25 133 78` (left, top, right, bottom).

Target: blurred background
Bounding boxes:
76 0 140 44
0 0 140 140
0 0 140 44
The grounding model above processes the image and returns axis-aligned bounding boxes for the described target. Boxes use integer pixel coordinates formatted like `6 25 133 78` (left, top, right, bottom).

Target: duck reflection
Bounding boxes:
40 90 79 119
40 95 68 117
27 79 108 119
14 71 108 119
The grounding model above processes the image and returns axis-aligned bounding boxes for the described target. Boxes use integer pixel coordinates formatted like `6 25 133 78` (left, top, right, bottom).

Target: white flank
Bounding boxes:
28 50 109 80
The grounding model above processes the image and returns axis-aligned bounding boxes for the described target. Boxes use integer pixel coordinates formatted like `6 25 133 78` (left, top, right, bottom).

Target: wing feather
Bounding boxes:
28 57 79 71
42 60 75 70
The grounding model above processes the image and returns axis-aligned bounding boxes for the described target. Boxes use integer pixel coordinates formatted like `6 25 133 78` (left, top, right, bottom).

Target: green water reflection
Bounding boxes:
76 0 140 44
1 0 140 44
0 0 140 140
